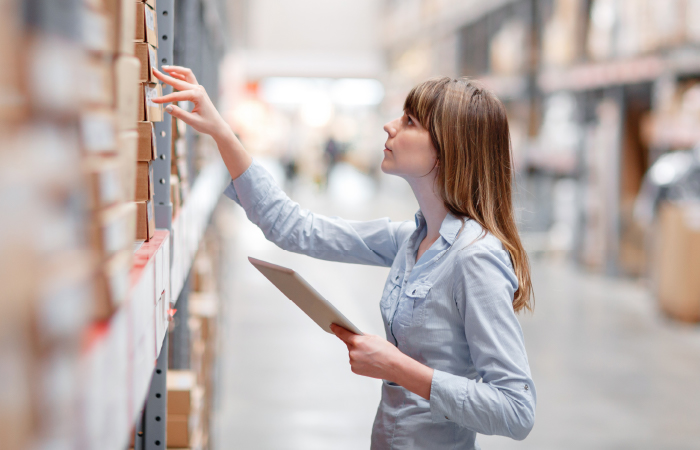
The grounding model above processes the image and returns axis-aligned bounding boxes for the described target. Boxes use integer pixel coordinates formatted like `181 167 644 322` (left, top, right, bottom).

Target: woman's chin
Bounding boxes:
380 160 393 175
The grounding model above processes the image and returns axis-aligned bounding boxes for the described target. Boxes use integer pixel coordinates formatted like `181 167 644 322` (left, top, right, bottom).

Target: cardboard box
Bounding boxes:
104 0 137 55
655 202 700 322
0 0 25 122
83 156 125 209
83 0 105 11
23 33 84 117
34 250 94 348
135 161 154 202
134 42 158 82
114 56 141 131
93 250 132 319
118 131 138 202
135 200 155 241
175 157 189 181
141 0 157 10
83 55 114 107
170 175 181 216
83 8 114 54
167 414 191 448
135 2 158 48
137 121 157 160
138 82 163 122
93 202 137 259
174 137 187 159
81 110 116 154
167 371 196 415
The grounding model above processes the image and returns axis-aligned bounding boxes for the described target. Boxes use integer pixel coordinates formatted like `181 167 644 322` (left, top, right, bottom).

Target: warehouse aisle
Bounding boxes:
212 164 700 450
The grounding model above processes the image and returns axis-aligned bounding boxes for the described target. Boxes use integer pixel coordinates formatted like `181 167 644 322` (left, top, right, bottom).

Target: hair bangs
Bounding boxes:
403 78 450 130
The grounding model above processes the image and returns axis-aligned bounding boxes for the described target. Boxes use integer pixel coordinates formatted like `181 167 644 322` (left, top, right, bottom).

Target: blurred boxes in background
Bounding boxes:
170 115 188 216
167 370 204 448
655 202 700 322
105 0 137 56
114 56 141 131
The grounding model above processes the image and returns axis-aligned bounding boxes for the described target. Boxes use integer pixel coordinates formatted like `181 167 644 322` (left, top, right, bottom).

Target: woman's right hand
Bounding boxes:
152 66 232 142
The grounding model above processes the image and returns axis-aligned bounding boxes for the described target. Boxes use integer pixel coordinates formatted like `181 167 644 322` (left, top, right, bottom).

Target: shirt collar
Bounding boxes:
413 210 465 245
439 212 465 245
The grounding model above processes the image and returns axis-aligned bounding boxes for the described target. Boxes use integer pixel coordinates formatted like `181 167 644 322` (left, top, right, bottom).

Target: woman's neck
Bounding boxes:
406 175 449 243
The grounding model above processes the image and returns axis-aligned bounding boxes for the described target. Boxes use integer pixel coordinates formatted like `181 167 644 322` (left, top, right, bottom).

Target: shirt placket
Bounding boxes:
391 226 424 348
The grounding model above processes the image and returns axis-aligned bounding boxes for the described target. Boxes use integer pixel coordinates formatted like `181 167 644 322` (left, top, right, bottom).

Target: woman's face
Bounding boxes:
381 112 437 179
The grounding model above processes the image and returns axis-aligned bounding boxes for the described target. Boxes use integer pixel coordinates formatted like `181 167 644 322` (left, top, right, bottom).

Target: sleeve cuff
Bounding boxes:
429 369 466 424
223 159 275 210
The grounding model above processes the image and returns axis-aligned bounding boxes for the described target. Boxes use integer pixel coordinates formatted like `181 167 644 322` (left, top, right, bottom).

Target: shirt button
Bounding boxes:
524 384 529 391
395 275 399 280
412 289 416 294
445 416 450 420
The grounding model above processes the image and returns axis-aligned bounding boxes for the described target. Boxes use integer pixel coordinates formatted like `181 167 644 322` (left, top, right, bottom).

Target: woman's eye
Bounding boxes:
407 116 413 125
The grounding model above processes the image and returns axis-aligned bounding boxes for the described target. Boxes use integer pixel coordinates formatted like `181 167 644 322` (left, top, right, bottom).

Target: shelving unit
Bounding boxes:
0 0 229 449
382 0 700 281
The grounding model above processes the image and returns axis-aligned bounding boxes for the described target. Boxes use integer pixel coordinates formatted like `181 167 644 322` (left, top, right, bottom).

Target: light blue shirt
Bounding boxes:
224 161 536 449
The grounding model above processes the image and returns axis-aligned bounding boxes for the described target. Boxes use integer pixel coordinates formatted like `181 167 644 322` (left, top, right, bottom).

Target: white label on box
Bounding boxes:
155 245 163 301
99 169 121 205
149 46 157 71
31 40 82 113
145 85 158 108
146 7 155 31
82 10 109 52
40 279 90 341
81 114 115 153
103 214 128 255
151 124 157 155
109 265 130 307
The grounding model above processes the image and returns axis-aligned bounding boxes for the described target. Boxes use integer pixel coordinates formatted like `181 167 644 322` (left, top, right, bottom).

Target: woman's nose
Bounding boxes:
383 121 396 137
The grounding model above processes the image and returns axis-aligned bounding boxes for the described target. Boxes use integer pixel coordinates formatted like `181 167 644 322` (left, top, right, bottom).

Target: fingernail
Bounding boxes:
165 105 173 113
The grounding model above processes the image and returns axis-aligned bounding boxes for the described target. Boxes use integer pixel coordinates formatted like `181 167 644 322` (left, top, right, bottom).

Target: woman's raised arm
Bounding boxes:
152 65 412 266
152 66 252 180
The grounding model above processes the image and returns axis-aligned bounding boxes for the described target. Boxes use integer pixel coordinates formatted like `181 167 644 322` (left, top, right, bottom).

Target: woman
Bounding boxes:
153 67 536 449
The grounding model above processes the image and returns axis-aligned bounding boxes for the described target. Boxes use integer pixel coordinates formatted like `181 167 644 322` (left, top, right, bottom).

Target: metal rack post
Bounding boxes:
140 0 174 447
154 0 174 230
143 332 169 450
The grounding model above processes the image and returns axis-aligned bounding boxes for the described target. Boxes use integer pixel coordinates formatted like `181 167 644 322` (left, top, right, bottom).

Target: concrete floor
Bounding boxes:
212 166 700 450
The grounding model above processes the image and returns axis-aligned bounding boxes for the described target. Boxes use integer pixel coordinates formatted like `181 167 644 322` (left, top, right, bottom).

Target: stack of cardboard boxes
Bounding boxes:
167 371 205 449
165 240 220 450
171 115 188 218
84 0 143 322
0 0 139 447
133 0 162 240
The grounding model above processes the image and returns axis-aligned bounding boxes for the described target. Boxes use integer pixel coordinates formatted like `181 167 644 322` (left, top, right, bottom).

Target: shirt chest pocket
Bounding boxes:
380 272 402 319
399 283 432 327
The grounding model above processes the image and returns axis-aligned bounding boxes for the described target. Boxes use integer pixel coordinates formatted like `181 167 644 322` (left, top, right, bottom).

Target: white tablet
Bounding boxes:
248 257 363 335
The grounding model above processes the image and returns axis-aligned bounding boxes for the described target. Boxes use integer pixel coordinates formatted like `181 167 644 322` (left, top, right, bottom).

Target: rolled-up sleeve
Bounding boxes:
224 159 412 267
429 247 536 440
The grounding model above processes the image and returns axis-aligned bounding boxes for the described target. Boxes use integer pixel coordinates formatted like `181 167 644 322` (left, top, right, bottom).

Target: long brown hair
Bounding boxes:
404 77 533 313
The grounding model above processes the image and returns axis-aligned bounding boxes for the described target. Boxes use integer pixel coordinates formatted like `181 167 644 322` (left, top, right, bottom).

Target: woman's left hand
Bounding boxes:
330 324 403 381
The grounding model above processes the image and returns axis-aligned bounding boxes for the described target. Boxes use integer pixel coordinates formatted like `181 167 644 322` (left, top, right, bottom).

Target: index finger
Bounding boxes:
153 67 197 92
162 65 198 85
